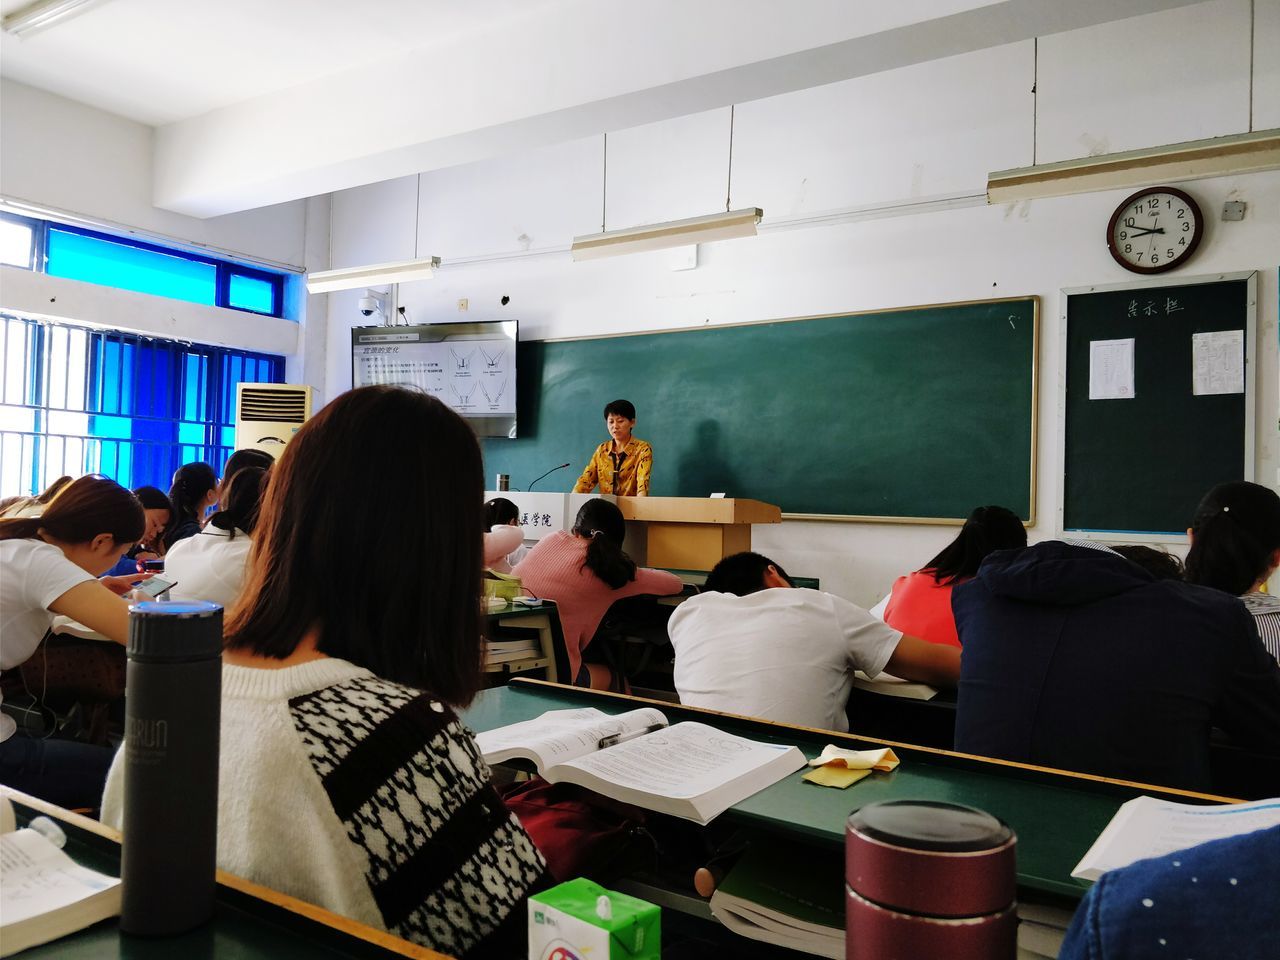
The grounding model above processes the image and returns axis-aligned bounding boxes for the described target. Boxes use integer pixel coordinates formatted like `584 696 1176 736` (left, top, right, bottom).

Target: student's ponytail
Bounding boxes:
1184 481 1280 595
572 499 636 589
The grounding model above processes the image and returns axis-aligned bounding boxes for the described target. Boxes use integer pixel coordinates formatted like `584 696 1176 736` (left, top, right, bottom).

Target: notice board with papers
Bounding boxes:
1060 272 1256 539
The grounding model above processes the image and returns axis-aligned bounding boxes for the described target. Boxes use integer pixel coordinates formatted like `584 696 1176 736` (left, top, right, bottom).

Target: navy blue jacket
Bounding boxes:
953 542 1280 792
1061 824 1280 960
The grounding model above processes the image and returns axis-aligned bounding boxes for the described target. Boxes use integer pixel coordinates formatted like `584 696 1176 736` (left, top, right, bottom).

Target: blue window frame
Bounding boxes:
0 314 283 496
1 214 287 319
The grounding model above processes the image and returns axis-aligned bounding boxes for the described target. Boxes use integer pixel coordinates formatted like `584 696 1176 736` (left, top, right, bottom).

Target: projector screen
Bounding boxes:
351 320 518 438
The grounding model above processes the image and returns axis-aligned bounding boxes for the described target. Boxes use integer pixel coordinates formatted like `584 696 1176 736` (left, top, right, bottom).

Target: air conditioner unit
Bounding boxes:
234 383 315 456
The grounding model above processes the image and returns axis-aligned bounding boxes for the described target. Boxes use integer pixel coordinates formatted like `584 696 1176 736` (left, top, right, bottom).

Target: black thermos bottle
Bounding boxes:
120 600 223 936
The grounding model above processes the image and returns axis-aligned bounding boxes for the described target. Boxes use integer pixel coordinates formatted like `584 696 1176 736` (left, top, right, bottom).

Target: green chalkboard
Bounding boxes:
483 299 1038 520
1063 274 1255 536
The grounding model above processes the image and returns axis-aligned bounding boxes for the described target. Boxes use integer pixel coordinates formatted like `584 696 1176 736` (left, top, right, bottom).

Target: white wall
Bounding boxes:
325 0 1279 604
0 79 318 365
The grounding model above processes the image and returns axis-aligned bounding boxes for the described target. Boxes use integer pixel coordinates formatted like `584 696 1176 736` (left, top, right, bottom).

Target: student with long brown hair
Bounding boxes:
104 386 546 959
0 475 145 807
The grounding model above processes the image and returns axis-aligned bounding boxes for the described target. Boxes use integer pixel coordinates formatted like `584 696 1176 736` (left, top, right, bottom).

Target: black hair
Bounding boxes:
208 465 270 539
225 386 485 707
704 551 793 597
1184 481 1280 595
1112 545 1184 581
165 461 217 547
603 399 636 421
221 448 274 486
922 505 1027 585
484 497 520 527
132 485 172 512
571 498 636 589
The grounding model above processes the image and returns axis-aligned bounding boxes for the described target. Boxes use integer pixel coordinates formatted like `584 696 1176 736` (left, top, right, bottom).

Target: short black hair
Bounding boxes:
132 485 172 512
603 399 636 421
704 551 792 596
1112 544 1184 581
484 497 520 527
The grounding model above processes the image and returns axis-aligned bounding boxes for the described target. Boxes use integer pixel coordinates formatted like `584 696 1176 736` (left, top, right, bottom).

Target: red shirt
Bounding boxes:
882 569 964 648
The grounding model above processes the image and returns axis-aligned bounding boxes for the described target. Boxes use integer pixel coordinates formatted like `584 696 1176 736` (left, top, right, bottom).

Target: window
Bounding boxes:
0 314 283 497
0 213 287 319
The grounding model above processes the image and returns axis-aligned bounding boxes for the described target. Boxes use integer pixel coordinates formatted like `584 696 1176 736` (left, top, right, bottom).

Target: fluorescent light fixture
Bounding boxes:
306 256 441 294
571 208 763 261
987 129 1280 204
2 0 107 36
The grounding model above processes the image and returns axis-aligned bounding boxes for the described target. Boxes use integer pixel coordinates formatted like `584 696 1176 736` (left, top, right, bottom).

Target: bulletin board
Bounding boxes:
1059 272 1256 540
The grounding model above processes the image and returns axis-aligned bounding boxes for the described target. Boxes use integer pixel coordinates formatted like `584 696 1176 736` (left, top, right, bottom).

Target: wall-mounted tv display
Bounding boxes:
351 320 518 438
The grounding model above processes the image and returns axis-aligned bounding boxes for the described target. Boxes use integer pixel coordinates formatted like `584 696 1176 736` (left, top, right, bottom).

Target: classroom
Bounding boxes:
1 1 1278 958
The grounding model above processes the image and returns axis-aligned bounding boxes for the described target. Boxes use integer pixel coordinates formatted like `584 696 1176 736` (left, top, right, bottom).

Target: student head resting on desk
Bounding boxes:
512 498 682 690
101 386 549 960
952 536 1280 792
667 551 960 732
0 475 146 810
873 505 1026 647
1185 480 1280 665
482 496 526 573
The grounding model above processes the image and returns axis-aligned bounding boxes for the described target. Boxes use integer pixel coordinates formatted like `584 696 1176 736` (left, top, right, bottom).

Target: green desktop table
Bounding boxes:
464 679 1232 904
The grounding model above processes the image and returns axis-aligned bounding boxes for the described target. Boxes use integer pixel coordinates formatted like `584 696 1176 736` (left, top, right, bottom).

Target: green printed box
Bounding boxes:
529 878 660 960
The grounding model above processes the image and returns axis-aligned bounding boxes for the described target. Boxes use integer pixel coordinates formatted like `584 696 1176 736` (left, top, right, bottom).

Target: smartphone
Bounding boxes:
135 576 177 599
139 559 165 572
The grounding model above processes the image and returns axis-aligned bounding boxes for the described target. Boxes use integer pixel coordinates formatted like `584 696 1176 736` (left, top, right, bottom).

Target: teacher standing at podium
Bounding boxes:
572 399 652 496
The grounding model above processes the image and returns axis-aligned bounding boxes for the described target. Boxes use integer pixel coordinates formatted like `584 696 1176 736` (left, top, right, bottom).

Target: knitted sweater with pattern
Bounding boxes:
102 658 546 958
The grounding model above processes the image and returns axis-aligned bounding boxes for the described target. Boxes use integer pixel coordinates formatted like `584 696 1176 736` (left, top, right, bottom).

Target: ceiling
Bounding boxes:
0 0 1209 218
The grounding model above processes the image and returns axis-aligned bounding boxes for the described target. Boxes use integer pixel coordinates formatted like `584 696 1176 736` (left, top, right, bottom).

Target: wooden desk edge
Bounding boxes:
503 679 1241 804
0 787 454 960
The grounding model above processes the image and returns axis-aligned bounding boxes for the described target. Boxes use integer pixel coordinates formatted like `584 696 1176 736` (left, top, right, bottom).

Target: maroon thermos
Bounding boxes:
846 800 1017 960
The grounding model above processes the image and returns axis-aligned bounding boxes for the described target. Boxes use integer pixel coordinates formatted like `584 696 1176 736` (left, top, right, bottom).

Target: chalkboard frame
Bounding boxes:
1056 271 1257 544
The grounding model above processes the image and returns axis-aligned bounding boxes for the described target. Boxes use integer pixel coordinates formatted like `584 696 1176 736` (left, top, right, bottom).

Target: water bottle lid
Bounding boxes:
128 600 224 661
847 800 1011 853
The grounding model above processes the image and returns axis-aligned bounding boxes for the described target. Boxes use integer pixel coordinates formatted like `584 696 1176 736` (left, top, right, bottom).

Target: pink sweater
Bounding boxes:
512 531 683 680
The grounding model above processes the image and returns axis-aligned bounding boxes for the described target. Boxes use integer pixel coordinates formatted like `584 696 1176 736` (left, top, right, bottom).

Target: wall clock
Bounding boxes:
1106 186 1203 274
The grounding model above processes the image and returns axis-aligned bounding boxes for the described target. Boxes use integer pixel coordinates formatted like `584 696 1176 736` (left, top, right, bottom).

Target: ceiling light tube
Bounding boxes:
987 129 1280 204
2 0 105 36
571 208 763 261
306 256 441 294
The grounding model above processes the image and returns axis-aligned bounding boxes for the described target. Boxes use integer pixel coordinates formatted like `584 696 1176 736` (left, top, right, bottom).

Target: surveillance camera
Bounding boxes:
358 296 379 317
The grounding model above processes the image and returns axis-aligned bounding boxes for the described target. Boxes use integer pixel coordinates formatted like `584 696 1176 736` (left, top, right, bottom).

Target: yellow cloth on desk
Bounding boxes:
802 745 900 789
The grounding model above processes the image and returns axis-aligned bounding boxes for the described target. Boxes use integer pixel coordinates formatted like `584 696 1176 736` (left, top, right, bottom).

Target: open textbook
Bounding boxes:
1072 795 1280 882
475 707 806 824
0 796 121 957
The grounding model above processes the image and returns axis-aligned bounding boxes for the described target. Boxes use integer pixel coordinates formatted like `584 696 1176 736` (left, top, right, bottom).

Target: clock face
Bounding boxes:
1107 187 1202 274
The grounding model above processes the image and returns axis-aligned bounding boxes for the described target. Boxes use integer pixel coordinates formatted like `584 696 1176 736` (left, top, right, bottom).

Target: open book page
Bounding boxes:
474 707 668 768
558 722 804 808
1071 796 1280 882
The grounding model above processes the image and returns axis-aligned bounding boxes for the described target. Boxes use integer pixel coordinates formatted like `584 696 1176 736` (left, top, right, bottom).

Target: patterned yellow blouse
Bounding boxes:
573 437 652 496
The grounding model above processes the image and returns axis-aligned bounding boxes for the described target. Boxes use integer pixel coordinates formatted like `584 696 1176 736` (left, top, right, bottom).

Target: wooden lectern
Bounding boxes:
615 497 782 570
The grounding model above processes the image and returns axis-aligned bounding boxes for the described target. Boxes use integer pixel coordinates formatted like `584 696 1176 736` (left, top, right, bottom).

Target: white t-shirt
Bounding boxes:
165 526 253 611
668 587 903 732
0 539 94 741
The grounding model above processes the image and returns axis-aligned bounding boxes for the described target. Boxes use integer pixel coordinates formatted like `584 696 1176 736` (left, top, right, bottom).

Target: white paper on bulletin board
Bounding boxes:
1088 338 1135 400
1191 329 1244 396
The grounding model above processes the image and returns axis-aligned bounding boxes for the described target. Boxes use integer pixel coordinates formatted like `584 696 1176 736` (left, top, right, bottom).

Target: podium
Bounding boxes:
482 492 782 571
615 497 781 569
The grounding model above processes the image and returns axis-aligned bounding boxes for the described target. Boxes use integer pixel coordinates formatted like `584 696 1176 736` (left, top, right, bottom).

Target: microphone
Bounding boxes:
528 462 570 492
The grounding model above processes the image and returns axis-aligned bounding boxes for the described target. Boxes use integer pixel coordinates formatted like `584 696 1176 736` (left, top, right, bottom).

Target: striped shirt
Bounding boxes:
1241 592 1280 664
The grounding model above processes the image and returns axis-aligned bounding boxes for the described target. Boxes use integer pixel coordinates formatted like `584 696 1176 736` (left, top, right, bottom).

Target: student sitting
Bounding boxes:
0 475 146 809
104 485 172 578
953 540 1280 792
871 505 1026 647
668 552 960 731
1184 480 1280 664
513 499 682 690
166 465 269 609
162 461 217 550
483 496 527 573
102 386 548 959
218 447 274 493
1061 825 1280 960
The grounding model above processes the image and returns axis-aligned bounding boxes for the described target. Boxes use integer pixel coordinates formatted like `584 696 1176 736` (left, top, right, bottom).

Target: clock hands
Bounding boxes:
1128 226 1167 238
